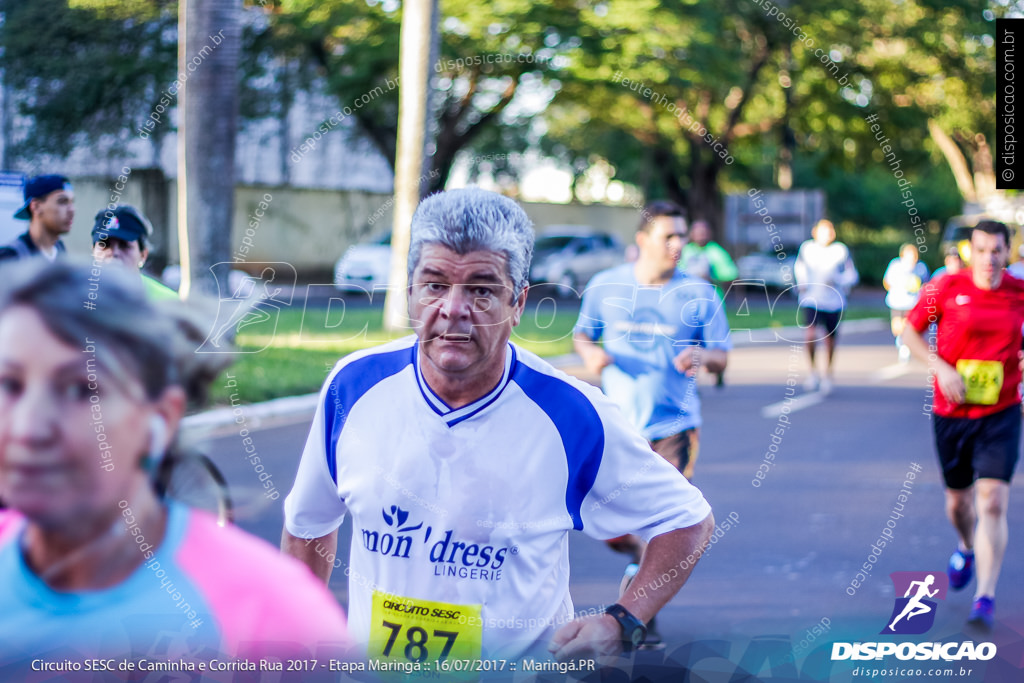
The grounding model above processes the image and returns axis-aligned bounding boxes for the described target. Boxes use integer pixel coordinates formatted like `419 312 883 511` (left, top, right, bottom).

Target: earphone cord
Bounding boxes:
20 491 151 587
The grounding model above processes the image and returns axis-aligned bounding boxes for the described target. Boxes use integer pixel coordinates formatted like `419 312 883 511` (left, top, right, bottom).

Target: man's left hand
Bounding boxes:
549 614 622 662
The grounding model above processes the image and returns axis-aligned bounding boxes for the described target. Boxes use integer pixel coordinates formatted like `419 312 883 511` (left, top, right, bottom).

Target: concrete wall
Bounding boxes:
521 201 642 243
61 174 149 258
62 175 645 276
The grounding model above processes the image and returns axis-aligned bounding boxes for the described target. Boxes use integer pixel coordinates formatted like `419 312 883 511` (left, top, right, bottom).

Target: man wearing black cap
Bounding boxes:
0 174 75 263
92 205 177 300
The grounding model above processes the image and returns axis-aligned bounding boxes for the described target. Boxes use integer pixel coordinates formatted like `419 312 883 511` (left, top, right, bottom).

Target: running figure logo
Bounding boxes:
198 262 295 353
883 571 948 635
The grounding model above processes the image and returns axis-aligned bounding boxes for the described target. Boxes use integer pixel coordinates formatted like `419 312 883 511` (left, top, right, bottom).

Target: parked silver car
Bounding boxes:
528 226 625 295
335 226 626 296
736 250 798 291
334 233 392 293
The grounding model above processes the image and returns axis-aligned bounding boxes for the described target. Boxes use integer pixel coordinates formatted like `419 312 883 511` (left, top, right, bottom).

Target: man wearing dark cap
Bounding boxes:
92 205 177 300
0 174 75 263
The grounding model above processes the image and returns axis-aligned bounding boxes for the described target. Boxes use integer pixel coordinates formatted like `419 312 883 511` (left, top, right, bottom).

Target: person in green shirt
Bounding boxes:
679 220 739 284
91 205 179 300
679 220 736 387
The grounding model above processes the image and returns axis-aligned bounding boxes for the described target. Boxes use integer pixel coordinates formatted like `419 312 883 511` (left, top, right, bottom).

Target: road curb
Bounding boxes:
183 392 319 433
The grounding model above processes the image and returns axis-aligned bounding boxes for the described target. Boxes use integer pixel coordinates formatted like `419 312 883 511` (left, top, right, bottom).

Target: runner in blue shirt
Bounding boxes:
573 200 730 646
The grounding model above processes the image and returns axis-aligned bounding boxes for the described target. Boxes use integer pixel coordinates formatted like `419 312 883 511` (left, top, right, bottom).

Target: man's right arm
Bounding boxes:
793 244 808 292
882 260 895 291
902 325 964 404
281 364 349 583
573 282 613 376
838 247 859 290
708 243 738 281
281 528 338 584
573 332 614 377
902 282 964 404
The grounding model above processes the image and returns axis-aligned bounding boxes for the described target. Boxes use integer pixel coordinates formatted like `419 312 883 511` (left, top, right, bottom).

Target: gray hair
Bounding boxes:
0 259 230 406
407 187 535 298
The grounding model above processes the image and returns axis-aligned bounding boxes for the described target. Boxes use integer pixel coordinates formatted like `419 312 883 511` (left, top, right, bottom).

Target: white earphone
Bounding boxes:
146 415 168 472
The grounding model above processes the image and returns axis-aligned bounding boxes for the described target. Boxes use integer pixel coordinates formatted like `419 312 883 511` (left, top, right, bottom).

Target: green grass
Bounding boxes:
208 306 583 405
729 304 885 330
209 300 888 405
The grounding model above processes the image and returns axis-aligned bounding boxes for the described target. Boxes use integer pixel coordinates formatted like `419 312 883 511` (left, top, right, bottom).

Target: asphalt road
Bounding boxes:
196 325 1023 683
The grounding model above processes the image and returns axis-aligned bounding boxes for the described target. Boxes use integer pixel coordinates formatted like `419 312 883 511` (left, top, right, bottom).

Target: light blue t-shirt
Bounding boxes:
0 502 220 668
574 264 731 440
0 500 349 670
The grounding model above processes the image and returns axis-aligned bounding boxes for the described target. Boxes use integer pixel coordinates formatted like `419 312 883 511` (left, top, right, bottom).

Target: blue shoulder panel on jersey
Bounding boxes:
323 345 413 484
512 364 604 530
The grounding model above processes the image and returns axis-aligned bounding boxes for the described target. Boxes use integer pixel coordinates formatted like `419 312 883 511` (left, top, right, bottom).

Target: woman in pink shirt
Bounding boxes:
0 260 348 671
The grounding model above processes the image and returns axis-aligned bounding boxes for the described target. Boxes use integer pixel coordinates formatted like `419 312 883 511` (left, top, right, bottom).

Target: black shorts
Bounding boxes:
800 306 841 336
933 404 1022 489
650 428 700 480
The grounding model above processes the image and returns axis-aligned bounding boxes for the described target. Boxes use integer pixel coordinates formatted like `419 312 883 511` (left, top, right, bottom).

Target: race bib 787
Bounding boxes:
369 590 482 679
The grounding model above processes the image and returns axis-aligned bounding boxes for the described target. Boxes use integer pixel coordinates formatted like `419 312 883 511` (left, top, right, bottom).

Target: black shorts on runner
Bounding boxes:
800 306 841 336
650 428 700 480
933 404 1022 489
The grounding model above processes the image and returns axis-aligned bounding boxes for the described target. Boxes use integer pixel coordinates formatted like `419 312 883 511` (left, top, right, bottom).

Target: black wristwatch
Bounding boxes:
604 603 647 652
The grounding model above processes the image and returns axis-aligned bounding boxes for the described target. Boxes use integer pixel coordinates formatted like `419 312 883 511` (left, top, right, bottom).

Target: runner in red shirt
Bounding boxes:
903 221 1024 629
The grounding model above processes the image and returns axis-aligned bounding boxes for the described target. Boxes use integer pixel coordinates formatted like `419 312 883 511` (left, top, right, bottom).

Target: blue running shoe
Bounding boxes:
948 549 974 590
968 596 994 628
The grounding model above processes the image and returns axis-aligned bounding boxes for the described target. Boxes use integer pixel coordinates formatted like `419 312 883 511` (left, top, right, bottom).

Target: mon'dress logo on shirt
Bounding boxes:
360 505 514 581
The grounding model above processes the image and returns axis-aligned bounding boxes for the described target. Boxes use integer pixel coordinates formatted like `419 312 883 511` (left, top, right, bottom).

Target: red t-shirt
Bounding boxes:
907 271 1024 418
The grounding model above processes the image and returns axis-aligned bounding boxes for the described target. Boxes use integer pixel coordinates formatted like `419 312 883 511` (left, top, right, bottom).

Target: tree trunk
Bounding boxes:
177 0 240 300
650 146 686 208
970 133 997 202
927 119 976 204
421 0 441 197
138 168 170 275
0 67 12 169
383 0 436 331
688 146 724 238
699 164 724 242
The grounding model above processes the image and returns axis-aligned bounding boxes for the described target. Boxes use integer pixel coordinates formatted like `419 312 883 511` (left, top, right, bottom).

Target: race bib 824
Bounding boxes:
957 359 1003 405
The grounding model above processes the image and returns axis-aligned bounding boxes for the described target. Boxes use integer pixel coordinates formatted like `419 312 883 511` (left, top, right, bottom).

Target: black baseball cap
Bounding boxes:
91 205 153 247
14 174 73 220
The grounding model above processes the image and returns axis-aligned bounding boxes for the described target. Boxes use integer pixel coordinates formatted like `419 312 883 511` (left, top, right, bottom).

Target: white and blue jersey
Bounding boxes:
574 264 732 440
284 336 711 660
